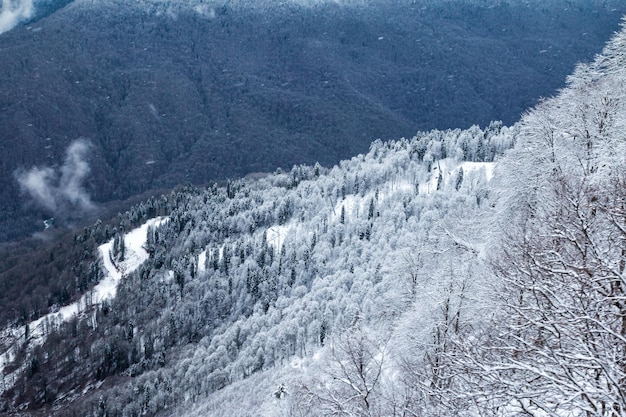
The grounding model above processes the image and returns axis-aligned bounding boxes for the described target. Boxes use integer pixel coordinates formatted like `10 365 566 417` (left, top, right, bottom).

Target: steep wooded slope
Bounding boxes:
3 21 626 412
1 4 625 417
0 0 623 241
1 120 512 415
179 18 626 416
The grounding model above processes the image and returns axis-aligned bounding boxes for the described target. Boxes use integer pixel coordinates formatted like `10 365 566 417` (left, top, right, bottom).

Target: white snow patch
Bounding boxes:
266 224 295 251
459 161 495 182
418 159 495 195
418 167 439 195
164 269 175 283
197 250 207 274
387 179 414 194
97 216 169 301
197 244 225 273
331 194 361 223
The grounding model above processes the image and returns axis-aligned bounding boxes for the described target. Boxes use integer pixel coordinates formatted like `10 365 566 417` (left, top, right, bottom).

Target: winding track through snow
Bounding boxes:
0 216 169 392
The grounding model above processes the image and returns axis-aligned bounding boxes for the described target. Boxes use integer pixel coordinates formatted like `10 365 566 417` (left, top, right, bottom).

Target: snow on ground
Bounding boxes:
197 244 226 275
418 159 495 195
261 160 495 252
266 223 295 251
460 161 495 182
0 216 169 393
97 216 168 302
329 177 415 225
336 194 360 220
197 250 207 274
266 161 491 250
330 193 369 224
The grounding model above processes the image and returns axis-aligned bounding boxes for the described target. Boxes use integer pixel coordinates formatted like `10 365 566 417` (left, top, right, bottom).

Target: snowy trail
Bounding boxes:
0 216 168 392
96 217 168 302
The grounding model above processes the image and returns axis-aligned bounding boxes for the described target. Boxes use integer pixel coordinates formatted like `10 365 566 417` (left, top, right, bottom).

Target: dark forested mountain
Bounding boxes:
0 0 624 241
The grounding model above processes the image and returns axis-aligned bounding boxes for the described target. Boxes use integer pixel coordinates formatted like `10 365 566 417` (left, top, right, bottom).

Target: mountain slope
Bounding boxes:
0 0 624 241
1 119 512 414
2 16 622 417
1 4 626 417
178 19 626 416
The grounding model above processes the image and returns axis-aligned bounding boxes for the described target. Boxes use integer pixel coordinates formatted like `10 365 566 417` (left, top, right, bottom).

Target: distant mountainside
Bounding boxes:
0 0 624 241
2 17 626 413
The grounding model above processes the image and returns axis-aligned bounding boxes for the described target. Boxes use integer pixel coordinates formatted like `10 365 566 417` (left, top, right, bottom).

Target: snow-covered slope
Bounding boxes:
0 216 168 395
127 21 626 417
0 119 509 414
78 124 509 415
5 18 626 416
169 153 499 417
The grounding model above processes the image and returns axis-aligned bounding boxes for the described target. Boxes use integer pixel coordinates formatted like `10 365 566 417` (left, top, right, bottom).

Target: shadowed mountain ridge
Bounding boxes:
0 0 624 241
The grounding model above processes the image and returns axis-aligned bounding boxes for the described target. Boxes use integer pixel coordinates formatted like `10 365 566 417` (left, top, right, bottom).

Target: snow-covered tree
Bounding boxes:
470 40 626 415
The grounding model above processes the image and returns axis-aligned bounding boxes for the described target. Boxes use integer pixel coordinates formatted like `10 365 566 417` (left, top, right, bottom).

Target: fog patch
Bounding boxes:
193 4 215 18
15 139 95 216
0 0 34 34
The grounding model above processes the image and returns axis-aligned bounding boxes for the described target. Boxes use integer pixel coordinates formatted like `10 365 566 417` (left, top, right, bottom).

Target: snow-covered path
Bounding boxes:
96 217 168 302
0 216 168 392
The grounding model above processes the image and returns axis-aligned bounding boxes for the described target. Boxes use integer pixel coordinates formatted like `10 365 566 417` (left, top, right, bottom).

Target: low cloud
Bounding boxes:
0 0 34 35
59 140 94 211
16 139 95 215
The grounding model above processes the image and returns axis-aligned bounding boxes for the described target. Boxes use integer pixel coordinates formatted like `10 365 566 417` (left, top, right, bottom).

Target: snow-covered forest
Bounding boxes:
1 13 626 417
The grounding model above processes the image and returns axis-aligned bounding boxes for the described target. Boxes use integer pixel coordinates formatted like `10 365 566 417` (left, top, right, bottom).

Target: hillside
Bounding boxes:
1 17 626 412
1 116 514 414
0 2 625 416
0 0 624 241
